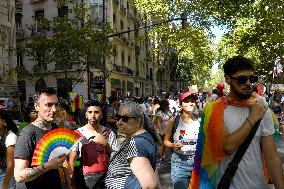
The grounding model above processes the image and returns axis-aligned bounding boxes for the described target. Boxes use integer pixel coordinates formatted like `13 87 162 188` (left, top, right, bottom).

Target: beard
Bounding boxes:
231 84 252 100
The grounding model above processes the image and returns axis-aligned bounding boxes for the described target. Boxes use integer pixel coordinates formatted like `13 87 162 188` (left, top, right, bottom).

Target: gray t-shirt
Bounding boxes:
14 125 62 189
219 106 275 189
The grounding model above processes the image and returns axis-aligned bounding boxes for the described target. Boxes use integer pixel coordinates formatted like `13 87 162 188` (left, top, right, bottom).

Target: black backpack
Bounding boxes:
0 135 6 169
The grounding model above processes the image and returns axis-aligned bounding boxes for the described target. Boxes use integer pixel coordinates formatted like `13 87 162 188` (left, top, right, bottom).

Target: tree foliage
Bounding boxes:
133 0 215 93
22 0 112 89
215 0 284 84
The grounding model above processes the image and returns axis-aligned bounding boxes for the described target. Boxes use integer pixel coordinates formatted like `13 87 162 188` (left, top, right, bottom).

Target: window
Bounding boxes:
16 49 23 67
120 20 124 31
122 51 125 66
58 6 68 17
128 55 131 66
128 27 130 38
34 10 44 32
15 13 22 30
113 14 116 23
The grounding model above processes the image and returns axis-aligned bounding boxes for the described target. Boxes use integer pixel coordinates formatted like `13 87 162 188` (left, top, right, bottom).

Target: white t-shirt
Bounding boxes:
218 105 275 189
73 125 117 155
155 110 173 134
173 119 200 155
0 130 17 147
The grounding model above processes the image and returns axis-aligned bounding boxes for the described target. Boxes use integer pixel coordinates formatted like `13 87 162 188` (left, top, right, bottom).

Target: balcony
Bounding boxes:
113 0 119 6
33 65 47 73
30 0 45 3
16 28 25 40
113 65 133 75
31 28 46 37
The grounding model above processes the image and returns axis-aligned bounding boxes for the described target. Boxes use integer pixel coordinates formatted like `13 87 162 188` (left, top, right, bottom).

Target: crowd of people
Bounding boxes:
0 55 283 189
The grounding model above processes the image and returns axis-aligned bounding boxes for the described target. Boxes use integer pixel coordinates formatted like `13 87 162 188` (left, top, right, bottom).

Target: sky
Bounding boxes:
210 26 224 74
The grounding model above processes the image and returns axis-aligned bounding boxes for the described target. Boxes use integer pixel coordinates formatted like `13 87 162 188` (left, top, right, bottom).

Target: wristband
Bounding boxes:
246 118 253 128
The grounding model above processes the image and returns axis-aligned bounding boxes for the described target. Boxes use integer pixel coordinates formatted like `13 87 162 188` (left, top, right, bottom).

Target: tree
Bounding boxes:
133 0 215 94
21 0 112 93
214 0 284 84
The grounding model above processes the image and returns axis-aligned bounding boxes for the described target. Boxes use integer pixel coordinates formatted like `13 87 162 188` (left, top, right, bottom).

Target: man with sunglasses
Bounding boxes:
189 55 284 189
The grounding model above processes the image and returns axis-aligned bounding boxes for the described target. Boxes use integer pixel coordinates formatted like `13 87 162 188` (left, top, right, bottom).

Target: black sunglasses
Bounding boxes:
230 75 258 84
115 114 136 122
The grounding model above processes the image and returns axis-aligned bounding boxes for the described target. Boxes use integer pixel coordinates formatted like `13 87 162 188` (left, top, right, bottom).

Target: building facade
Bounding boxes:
16 0 152 102
0 0 18 97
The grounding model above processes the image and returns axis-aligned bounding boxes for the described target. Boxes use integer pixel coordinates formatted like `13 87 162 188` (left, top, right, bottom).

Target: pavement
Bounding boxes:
158 135 284 189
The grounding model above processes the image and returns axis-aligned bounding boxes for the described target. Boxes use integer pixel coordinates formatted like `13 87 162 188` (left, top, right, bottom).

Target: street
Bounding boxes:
158 135 284 189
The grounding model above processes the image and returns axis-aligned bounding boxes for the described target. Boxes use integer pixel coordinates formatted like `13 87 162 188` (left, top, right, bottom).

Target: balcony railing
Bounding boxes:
33 65 47 73
16 29 25 40
30 0 45 3
113 65 133 75
31 28 46 37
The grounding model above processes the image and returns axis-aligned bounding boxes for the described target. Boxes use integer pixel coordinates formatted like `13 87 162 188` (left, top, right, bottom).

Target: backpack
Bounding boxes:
0 135 6 169
81 128 111 175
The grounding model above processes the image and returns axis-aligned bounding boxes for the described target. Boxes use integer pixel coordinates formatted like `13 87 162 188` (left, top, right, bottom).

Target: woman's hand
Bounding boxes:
173 141 183 150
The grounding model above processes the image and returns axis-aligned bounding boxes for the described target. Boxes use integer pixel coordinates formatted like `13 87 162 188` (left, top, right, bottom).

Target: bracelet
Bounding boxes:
246 118 253 128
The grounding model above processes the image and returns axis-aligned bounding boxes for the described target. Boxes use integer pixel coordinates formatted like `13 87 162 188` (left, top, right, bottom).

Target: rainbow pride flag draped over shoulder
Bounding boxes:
189 97 280 189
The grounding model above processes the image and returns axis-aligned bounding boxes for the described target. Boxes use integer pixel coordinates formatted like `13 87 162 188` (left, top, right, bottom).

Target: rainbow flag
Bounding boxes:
189 97 278 189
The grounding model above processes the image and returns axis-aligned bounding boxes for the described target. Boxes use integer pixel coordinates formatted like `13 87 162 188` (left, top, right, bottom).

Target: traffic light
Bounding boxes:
180 12 187 29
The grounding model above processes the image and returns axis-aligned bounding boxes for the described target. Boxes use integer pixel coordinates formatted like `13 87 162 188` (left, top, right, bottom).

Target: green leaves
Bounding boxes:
23 1 112 89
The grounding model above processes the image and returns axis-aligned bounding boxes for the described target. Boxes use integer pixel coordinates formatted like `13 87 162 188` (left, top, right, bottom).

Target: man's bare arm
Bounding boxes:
262 135 284 189
14 154 66 183
14 159 47 183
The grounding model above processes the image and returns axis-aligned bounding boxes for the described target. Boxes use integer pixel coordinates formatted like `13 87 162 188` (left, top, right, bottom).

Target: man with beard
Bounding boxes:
189 56 284 189
69 100 117 189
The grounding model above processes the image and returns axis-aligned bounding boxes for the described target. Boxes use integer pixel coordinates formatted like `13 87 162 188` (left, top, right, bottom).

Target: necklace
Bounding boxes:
32 120 52 130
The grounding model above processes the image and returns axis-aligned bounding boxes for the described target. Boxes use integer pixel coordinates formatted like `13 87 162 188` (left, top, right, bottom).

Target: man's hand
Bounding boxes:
94 134 108 146
249 100 267 124
45 154 66 170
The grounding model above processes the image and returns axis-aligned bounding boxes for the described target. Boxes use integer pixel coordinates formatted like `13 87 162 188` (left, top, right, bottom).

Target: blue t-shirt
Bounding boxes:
105 132 156 189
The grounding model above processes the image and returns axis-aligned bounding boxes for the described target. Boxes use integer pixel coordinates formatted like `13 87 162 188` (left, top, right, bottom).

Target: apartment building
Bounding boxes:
16 0 151 102
0 0 18 97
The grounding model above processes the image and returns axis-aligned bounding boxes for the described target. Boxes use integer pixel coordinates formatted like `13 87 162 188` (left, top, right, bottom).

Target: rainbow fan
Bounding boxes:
32 128 82 166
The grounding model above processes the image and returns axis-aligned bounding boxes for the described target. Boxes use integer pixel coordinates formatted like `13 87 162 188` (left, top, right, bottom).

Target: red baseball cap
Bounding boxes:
179 92 198 102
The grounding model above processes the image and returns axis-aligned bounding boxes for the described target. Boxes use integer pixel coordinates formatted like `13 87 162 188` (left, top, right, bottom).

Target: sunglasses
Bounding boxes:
230 75 258 84
115 114 136 122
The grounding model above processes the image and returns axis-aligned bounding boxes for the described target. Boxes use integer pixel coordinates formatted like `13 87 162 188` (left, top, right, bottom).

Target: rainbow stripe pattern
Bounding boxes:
32 128 82 166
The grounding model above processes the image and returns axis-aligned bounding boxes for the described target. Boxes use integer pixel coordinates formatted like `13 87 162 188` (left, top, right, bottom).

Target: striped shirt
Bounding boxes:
105 132 156 189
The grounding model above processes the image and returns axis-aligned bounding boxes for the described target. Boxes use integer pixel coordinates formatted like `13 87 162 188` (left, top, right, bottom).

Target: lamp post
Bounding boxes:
102 0 107 98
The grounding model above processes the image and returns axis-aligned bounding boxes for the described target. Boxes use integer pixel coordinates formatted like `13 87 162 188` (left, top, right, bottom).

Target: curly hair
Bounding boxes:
223 55 255 77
